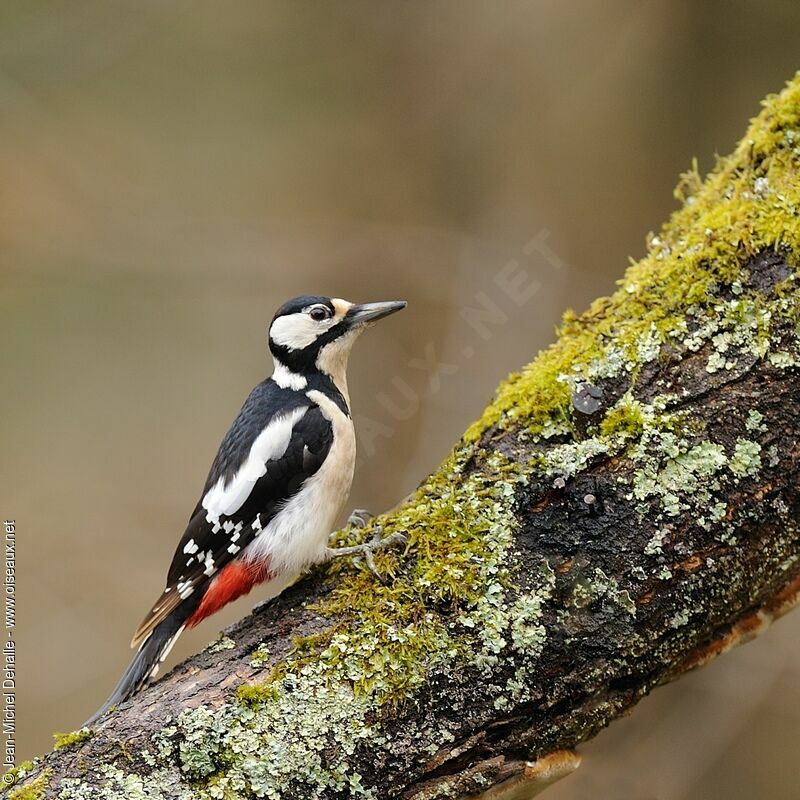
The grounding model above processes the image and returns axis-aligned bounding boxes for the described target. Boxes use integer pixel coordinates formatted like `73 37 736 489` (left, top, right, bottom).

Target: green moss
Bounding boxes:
52 728 94 751
311 454 525 703
2 761 35 788
466 73 800 442
8 769 50 800
600 397 646 440
236 680 280 707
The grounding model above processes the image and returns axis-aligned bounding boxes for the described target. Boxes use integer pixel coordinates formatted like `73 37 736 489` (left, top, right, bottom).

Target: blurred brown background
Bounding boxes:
2 2 800 797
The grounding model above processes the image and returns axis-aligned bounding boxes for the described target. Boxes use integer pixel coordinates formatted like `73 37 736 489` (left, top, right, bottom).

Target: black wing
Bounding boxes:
132 382 333 646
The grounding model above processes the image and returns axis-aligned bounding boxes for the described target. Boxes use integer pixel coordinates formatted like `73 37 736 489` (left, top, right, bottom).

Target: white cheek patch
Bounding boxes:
270 312 326 350
202 406 308 519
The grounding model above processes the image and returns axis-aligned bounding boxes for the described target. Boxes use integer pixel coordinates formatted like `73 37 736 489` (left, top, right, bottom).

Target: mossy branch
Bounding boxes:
8 74 800 800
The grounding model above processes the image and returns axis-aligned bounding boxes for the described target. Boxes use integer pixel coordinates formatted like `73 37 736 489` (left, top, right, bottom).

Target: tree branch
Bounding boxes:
8 74 800 800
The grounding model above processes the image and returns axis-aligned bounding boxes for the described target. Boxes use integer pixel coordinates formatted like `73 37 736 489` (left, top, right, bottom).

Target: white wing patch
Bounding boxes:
202 406 308 521
243 389 356 575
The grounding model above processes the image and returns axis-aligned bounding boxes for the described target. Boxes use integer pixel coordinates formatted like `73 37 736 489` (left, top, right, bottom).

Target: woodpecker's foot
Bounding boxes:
326 529 407 579
346 508 373 529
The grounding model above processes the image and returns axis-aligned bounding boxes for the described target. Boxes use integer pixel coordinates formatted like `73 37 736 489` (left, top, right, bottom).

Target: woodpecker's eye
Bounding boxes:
308 306 330 322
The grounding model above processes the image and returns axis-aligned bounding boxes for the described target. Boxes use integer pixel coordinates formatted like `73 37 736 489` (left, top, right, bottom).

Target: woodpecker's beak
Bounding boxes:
346 300 407 327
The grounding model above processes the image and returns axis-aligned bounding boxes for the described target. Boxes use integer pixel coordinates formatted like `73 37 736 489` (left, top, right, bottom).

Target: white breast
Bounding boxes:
243 390 356 575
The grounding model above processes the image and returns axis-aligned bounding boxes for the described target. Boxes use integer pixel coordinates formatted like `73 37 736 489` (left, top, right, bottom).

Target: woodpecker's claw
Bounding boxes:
347 508 373 529
326 528 407 580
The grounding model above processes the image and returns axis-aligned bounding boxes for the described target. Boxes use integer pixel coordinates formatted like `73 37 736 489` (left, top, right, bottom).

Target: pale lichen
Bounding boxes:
633 436 728 519
248 645 271 669
745 409 767 433
729 439 763 478
571 568 636 616
208 635 236 653
58 765 180 800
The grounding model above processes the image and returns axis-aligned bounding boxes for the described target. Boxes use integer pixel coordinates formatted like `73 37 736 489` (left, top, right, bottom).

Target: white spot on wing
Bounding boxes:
202 406 308 520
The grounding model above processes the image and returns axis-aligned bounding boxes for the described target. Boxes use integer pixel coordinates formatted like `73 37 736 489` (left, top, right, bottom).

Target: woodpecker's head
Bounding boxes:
268 296 406 379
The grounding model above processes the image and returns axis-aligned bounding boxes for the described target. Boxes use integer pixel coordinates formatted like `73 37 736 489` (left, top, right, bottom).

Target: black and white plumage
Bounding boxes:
87 295 406 724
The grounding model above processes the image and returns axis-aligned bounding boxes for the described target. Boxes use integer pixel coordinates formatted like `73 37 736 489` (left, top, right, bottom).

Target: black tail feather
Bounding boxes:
84 612 187 727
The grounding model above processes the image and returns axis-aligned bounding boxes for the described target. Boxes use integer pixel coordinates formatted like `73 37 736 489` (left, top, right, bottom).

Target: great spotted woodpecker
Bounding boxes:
87 296 406 723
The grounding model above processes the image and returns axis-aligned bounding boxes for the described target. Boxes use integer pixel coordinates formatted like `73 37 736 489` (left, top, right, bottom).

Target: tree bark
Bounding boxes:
8 76 800 800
